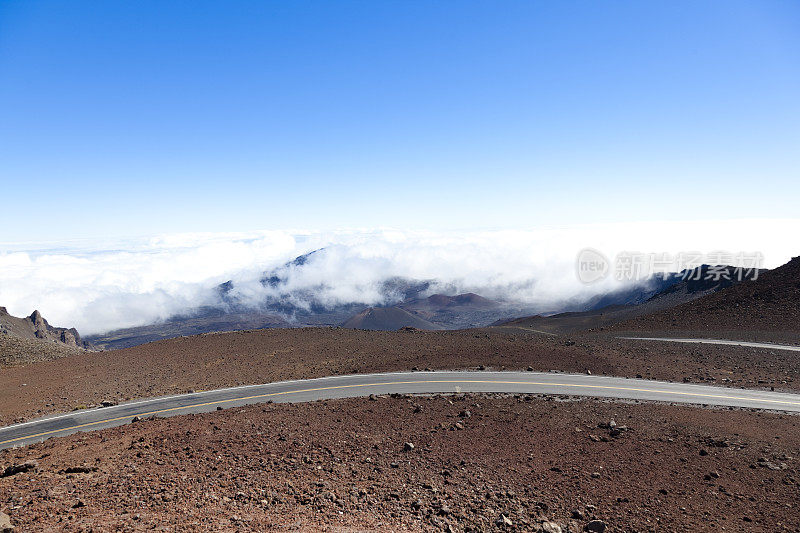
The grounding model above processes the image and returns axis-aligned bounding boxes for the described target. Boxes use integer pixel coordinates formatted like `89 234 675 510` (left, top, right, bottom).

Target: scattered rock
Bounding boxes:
1 460 38 477
539 521 562 533
497 514 513 527
61 465 98 474
757 458 787 470
403 442 415 452
99 400 117 408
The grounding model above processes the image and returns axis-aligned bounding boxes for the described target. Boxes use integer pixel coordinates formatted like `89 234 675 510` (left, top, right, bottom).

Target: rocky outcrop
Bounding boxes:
0 307 90 350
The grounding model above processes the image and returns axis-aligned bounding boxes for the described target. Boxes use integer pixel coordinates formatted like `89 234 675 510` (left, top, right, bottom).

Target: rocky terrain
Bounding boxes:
0 307 89 349
1 394 798 531
1 327 798 425
0 333 80 368
0 307 89 366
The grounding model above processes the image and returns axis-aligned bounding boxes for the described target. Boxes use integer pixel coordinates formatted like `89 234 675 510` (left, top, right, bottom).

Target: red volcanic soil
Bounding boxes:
1 394 798 532
616 257 800 339
1 328 799 425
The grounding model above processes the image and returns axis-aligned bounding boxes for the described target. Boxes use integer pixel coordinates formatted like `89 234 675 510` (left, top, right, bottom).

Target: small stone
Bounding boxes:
216 406 223 410
404 442 415 451
539 521 562 533
584 520 606 532
497 514 513 527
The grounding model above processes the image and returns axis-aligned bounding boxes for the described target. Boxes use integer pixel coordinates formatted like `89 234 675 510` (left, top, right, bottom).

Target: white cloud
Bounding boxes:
0 219 796 335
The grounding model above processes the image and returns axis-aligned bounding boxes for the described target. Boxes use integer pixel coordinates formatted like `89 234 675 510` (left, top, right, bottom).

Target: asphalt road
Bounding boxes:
2 370 800 450
621 337 800 352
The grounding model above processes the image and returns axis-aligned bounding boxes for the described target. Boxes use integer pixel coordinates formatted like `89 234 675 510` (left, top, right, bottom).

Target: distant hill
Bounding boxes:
495 265 761 335
616 257 799 334
397 292 509 329
341 307 441 331
87 309 291 351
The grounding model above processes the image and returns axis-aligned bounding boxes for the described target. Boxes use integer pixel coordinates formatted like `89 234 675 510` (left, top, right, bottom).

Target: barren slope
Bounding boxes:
1 328 798 424
616 257 800 338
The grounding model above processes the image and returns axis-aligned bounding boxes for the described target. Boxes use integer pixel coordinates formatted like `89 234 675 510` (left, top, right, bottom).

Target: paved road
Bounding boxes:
2 370 800 450
621 337 800 352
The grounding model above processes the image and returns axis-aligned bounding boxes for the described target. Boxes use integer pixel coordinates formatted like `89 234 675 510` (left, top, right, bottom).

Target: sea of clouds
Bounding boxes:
0 219 796 335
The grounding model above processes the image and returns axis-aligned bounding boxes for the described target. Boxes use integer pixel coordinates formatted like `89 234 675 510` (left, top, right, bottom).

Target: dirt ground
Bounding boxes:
1 394 798 532
1 327 798 424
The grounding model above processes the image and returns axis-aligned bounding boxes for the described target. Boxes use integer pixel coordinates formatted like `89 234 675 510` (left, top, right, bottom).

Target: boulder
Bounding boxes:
584 520 606 532
0 512 13 532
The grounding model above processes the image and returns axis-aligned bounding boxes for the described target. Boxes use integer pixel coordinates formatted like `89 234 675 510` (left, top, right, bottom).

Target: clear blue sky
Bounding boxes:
1 1 799 242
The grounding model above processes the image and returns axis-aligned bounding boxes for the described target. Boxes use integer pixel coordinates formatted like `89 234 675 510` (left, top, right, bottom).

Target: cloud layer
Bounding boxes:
0 220 796 335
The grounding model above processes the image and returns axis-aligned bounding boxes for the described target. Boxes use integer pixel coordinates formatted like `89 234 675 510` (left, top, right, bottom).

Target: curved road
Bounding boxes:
2 370 800 450
621 337 800 352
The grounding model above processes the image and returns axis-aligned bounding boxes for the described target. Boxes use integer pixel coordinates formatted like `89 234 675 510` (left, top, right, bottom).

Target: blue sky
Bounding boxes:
1 1 799 242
